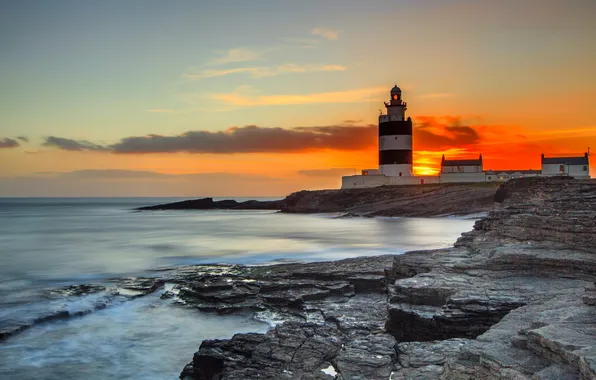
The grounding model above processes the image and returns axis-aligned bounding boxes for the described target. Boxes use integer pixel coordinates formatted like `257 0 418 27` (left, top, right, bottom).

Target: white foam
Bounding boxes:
321 364 337 377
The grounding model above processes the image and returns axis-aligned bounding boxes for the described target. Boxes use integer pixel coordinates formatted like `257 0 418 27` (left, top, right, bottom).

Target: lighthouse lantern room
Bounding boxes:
378 85 413 177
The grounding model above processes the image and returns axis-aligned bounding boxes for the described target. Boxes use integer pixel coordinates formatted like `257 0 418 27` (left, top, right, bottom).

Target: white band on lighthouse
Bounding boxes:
379 135 412 151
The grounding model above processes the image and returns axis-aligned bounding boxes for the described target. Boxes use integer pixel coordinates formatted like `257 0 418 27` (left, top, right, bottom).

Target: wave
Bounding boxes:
0 278 166 341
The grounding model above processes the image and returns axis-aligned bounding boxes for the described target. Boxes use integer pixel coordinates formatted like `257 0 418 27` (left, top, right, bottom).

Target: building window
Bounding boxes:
559 165 565 173
584 166 588 171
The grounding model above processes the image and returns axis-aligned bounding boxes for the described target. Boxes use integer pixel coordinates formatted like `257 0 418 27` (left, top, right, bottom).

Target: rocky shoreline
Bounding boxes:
136 182 499 217
175 177 596 379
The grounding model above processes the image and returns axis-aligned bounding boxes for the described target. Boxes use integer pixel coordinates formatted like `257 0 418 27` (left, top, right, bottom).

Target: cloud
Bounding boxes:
186 67 260 80
0 138 20 148
42 136 109 152
413 117 482 151
311 27 340 41
209 86 386 107
212 48 263 65
111 124 376 154
186 64 347 80
16 136 29 142
297 168 357 177
42 124 377 154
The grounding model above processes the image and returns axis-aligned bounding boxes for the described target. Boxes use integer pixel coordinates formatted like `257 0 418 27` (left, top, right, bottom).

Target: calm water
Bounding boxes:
0 198 478 379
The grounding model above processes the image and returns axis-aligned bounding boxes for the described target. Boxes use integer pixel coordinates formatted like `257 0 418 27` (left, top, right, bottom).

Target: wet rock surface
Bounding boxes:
0 277 166 341
136 197 283 211
176 178 596 379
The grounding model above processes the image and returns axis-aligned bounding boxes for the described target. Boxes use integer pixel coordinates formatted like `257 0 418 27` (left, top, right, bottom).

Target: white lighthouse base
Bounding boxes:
379 164 412 177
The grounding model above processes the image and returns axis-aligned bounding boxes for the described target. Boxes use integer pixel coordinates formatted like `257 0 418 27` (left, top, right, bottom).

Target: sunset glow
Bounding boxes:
1 0 595 196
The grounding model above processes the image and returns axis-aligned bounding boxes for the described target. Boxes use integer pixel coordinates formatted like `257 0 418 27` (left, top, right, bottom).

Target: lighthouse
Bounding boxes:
378 85 413 177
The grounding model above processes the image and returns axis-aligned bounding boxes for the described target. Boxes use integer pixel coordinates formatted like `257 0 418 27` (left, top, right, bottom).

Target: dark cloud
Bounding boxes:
0 138 19 149
43 136 109 152
43 125 377 154
17 136 29 142
297 168 357 177
40 119 486 155
413 117 481 150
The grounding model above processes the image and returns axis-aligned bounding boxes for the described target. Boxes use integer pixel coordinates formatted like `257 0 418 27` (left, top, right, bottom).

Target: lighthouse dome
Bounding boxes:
390 85 402 94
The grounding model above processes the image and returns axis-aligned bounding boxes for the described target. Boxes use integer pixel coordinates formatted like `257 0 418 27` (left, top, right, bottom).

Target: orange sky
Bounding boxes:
1 1 595 196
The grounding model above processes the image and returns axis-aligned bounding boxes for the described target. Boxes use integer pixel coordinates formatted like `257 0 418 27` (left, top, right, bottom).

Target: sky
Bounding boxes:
1 0 595 196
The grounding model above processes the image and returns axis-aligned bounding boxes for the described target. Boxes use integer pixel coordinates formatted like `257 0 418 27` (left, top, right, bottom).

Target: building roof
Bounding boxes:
390 85 402 94
542 156 589 165
442 159 482 166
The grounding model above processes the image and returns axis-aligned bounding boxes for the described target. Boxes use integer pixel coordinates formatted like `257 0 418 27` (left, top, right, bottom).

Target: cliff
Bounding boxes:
137 183 499 217
175 177 596 379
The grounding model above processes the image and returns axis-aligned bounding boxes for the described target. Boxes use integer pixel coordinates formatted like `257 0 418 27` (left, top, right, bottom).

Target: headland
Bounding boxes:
136 182 500 217
175 177 596 379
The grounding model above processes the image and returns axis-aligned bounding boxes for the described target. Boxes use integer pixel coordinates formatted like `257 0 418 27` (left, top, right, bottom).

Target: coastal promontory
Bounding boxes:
174 177 596 379
136 182 499 217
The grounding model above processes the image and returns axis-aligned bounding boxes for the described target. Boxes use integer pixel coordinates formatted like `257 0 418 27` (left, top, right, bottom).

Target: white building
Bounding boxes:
438 154 487 183
541 153 590 178
441 154 483 173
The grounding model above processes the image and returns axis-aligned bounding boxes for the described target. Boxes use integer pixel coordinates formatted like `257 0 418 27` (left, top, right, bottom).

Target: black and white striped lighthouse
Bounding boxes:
378 85 413 177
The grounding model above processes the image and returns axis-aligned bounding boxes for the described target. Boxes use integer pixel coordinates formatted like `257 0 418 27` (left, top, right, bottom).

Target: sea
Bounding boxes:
0 197 480 379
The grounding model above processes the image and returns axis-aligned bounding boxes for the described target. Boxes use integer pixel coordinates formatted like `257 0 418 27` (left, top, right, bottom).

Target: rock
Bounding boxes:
391 339 471 379
136 198 283 211
385 178 596 379
181 322 344 380
176 178 596 380
137 183 499 217
46 284 106 298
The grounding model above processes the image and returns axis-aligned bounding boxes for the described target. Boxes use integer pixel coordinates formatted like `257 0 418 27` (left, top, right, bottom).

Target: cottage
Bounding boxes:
541 153 590 178
441 154 483 173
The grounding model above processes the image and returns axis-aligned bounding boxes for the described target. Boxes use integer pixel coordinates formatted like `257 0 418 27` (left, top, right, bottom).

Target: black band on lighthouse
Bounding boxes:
378 120 413 136
379 150 413 165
